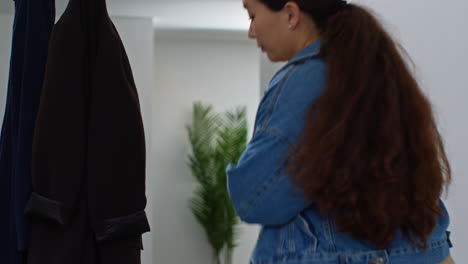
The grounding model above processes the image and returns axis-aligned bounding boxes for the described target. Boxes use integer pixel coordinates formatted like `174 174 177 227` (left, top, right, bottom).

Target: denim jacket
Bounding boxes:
226 40 452 264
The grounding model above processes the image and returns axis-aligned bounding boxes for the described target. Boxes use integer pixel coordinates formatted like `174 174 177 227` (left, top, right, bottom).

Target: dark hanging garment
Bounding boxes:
0 0 55 263
24 0 150 263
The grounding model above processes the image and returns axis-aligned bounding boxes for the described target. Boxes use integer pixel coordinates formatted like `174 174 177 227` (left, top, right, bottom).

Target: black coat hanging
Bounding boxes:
24 0 150 262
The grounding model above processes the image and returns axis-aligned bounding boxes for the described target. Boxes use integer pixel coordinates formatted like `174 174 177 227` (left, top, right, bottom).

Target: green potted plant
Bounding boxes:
186 102 248 264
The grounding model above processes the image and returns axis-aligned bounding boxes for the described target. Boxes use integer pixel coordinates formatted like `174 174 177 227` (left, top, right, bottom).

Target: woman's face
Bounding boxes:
243 0 291 62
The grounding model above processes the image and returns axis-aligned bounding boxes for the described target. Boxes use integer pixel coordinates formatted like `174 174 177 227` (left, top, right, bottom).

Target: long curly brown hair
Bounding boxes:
259 0 451 250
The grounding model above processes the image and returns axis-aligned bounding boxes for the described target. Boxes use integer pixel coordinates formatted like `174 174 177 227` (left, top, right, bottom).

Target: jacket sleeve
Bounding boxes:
227 128 310 226
227 61 325 226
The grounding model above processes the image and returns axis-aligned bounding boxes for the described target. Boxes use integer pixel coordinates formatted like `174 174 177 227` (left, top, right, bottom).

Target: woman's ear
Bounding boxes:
283 1 301 30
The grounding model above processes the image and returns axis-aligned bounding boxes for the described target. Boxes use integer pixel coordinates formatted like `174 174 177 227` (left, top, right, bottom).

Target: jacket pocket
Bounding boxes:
293 214 318 256
274 214 318 257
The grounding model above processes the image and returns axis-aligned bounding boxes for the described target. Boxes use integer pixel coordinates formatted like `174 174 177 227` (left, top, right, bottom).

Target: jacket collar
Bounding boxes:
287 39 321 66
267 39 321 89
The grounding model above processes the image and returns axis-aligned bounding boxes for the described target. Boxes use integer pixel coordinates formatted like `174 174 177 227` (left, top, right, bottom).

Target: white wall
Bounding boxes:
0 14 13 128
109 16 156 264
98 17 260 264
150 28 261 264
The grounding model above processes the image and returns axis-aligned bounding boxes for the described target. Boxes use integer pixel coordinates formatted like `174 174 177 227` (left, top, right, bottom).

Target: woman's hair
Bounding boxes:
260 0 451 250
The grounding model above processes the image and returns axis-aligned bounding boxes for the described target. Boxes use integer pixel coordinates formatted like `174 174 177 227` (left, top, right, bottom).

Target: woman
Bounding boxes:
226 0 454 263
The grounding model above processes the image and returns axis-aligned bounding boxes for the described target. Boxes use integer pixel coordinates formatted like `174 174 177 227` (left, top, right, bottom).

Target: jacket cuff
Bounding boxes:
24 192 70 226
95 210 150 242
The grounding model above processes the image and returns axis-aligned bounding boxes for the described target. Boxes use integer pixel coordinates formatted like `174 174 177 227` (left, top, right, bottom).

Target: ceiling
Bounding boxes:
0 0 250 30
